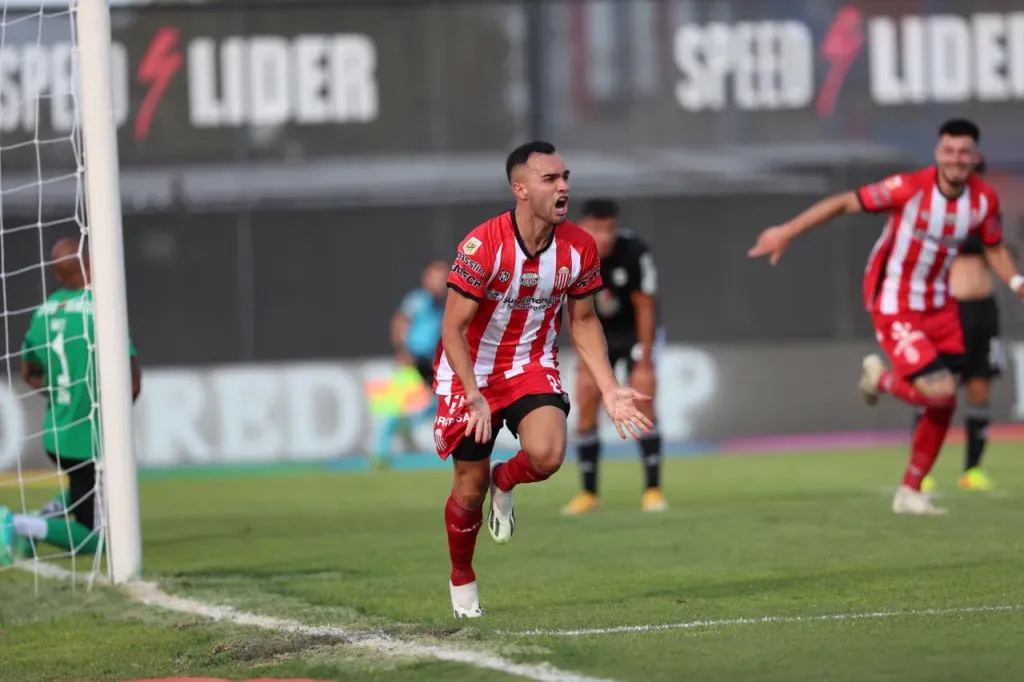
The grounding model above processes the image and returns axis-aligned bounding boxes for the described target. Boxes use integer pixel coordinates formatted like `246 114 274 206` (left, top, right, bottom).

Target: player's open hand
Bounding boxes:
464 391 493 444
601 387 654 440
748 225 792 265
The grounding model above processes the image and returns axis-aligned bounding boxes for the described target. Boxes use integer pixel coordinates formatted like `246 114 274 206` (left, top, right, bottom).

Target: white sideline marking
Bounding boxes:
13 563 615 682
509 604 1024 637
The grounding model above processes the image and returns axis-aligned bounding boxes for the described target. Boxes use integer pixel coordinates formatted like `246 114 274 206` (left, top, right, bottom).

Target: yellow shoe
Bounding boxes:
959 468 994 491
562 491 600 515
642 487 668 513
921 475 937 493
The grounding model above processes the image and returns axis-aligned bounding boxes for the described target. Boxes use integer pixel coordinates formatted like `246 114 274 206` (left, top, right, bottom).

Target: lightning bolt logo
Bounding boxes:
135 26 183 142
816 4 865 118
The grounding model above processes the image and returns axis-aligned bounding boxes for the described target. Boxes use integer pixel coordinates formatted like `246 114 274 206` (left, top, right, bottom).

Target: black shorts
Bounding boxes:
46 452 97 531
451 393 571 462
413 356 435 386
607 328 665 375
957 296 1004 380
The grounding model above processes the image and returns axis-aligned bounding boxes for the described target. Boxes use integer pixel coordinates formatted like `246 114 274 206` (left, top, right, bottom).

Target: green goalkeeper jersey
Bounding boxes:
21 288 137 461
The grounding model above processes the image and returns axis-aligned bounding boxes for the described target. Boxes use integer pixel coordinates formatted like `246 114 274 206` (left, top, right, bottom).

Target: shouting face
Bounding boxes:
511 152 571 226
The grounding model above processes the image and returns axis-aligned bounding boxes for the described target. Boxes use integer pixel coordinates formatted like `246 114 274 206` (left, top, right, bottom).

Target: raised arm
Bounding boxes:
749 174 913 265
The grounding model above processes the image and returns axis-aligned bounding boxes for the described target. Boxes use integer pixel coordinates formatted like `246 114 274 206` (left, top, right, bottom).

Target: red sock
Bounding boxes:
878 371 954 408
445 494 482 587
902 404 955 490
494 450 551 492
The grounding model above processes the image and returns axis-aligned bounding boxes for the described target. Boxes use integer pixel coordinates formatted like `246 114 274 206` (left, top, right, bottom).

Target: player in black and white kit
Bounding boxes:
563 199 667 514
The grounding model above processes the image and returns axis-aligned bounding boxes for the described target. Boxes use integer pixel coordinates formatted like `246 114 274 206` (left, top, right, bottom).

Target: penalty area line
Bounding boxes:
13 562 615 682
508 604 1024 637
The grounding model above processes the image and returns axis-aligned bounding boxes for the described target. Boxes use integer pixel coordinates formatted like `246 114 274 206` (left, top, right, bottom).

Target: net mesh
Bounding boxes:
0 1 108 589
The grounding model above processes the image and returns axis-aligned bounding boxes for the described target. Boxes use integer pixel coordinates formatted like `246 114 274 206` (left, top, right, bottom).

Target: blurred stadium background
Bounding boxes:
1 0 1024 481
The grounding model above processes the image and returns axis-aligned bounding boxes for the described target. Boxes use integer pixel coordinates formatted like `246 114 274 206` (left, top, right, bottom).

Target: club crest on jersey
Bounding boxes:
498 270 511 283
612 268 628 286
520 272 540 287
462 237 483 255
555 266 571 290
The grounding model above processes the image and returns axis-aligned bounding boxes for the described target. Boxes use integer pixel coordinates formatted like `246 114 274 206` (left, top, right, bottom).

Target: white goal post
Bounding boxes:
76 0 141 584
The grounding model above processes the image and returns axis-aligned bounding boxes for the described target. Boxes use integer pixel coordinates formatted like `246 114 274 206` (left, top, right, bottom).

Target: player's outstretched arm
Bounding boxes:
567 295 652 440
748 191 863 265
441 288 492 443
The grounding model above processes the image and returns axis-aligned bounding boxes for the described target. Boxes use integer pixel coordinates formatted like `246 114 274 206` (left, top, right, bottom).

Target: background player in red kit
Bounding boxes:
749 119 1024 516
436 141 653 618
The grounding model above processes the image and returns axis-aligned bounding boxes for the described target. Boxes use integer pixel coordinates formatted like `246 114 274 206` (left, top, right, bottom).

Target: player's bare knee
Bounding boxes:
527 442 566 475
520 428 567 474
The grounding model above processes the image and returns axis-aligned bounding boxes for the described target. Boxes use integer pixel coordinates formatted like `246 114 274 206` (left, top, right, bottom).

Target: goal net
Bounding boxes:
0 0 139 589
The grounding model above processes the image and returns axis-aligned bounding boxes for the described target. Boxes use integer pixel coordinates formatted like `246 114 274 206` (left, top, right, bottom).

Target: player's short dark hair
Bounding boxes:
938 118 980 141
580 199 620 220
506 141 557 182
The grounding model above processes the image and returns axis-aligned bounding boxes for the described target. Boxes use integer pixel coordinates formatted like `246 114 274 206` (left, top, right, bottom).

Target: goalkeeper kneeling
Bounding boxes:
0 236 141 565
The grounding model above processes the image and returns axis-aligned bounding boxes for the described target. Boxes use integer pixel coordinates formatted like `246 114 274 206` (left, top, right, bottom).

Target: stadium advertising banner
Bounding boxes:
2 1 1023 173
545 1 1024 155
2 341 1023 472
0 3 524 170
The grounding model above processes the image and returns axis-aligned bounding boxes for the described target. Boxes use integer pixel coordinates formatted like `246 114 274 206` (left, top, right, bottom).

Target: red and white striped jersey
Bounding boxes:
859 167 1003 315
435 210 603 396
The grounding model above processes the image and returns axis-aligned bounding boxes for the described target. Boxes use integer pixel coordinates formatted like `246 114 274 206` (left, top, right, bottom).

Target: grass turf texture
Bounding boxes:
2 444 1024 682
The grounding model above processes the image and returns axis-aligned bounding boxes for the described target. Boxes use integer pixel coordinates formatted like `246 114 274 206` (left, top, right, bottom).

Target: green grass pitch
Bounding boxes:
2 443 1024 682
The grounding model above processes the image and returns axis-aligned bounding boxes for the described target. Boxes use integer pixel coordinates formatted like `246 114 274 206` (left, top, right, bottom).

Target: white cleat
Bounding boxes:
488 459 515 544
450 580 484 618
859 354 886 406
892 484 948 516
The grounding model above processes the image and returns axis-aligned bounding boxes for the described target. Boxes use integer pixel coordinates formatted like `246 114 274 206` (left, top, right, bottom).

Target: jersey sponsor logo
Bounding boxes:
572 265 601 291
555 266 571 290
484 289 560 311
911 227 962 248
435 413 469 428
455 252 486 276
450 262 483 289
519 272 540 288
461 237 483 255
884 175 903 189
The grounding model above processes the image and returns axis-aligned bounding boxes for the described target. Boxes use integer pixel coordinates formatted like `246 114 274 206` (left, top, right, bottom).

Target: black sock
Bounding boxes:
640 432 662 489
965 407 990 471
578 431 600 495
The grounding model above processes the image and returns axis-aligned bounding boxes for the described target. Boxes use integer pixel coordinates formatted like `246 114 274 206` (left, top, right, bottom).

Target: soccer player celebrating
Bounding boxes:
435 141 653 617
920 155 1003 492
562 199 666 515
748 119 1024 516
0 237 141 565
